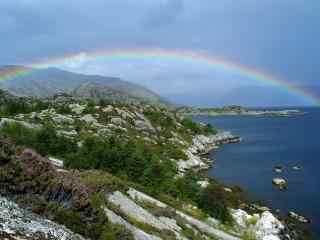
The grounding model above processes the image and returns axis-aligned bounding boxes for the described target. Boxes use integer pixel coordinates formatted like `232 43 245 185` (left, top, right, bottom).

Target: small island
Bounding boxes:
178 105 303 117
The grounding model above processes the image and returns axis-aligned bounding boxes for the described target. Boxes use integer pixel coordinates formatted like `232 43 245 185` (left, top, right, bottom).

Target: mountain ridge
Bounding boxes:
0 65 168 106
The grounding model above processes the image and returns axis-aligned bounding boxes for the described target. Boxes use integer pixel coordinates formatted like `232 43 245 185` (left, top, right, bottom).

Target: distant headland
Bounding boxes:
178 105 303 117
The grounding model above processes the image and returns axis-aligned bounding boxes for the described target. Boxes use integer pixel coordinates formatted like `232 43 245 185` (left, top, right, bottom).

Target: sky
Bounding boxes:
0 0 319 106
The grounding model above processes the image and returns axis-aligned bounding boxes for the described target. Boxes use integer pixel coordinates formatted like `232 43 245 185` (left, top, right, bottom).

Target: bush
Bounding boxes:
181 118 217 135
0 98 49 116
181 118 203 134
0 122 36 146
34 125 78 156
197 183 234 224
143 110 175 129
0 123 77 158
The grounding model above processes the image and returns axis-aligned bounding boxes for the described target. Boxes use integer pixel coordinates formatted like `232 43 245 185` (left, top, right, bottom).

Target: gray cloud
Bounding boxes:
0 0 319 106
143 0 184 28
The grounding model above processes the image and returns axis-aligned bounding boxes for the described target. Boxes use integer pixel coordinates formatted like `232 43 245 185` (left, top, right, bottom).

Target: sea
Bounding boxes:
193 107 320 236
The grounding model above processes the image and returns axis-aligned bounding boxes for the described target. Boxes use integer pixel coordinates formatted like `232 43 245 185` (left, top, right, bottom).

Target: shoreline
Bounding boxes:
177 131 242 173
191 130 313 239
178 107 304 117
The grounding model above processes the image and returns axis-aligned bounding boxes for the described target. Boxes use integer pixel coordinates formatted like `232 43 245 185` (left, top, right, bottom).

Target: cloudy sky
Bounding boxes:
1 0 319 106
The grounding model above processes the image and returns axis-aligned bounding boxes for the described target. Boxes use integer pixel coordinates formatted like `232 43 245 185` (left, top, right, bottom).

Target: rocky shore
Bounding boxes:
178 131 242 173
192 130 313 240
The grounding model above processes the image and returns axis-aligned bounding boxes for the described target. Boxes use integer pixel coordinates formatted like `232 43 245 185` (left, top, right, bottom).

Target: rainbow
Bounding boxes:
0 48 319 105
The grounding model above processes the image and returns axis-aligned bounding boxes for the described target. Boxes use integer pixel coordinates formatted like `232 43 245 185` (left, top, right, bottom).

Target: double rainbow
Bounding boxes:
0 48 318 105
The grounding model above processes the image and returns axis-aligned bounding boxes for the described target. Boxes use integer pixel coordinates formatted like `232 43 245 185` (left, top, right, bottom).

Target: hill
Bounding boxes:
0 65 167 105
0 90 300 240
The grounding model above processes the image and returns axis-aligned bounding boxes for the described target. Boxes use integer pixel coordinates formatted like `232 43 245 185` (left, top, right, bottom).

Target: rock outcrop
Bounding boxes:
230 210 286 240
178 131 241 172
0 196 85 240
272 178 287 190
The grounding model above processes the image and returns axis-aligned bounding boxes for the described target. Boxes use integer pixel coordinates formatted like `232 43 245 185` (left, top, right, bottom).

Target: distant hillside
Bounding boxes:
71 82 144 103
0 65 167 105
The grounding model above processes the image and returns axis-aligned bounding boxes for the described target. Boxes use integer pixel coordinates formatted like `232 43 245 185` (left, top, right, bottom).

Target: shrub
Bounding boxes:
197 183 234 224
181 118 202 134
34 125 78 156
0 122 36 146
0 123 77 158
181 118 217 135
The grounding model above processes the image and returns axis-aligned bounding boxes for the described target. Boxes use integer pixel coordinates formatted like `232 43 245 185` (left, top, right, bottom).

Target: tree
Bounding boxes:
197 183 233 224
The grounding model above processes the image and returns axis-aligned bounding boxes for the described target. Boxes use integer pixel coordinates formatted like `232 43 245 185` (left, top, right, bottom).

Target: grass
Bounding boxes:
242 230 257 240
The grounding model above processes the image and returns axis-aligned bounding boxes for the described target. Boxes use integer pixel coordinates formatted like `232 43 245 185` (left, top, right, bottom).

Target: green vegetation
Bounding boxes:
144 109 175 129
0 92 247 229
198 183 235 224
0 98 49 117
0 121 241 225
0 123 77 157
181 117 217 135
0 123 178 194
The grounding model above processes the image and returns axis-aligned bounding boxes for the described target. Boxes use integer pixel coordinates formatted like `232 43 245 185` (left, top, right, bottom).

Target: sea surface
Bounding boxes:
193 107 320 236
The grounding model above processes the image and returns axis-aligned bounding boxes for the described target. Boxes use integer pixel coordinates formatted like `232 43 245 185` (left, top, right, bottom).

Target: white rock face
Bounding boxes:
104 208 162 240
230 209 286 240
52 114 74 124
0 196 85 240
48 157 64 168
177 152 206 172
57 129 78 137
158 217 182 232
116 108 135 119
230 209 253 229
110 117 127 126
102 105 114 113
288 211 310 223
69 104 86 114
254 212 284 240
107 191 169 231
134 119 155 132
197 180 210 188
176 211 241 240
262 236 282 240
127 188 167 208
177 131 239 172
113 189 240 240
79 114 97 124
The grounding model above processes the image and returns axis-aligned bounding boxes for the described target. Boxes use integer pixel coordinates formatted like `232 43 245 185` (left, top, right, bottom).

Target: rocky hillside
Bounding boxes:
0 65 167 105
0 91 306 240
71 82 148 104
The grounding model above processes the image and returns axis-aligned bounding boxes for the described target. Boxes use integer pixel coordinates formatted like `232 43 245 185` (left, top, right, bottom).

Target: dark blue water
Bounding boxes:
194 108 320 235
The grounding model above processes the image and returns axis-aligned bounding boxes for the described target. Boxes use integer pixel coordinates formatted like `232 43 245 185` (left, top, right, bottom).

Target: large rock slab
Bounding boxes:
52 114 74 124
254 212 284 240
104 208 161 240
79 114 97 124
107 191 169 230
127 188 167 208
126 189 241 240
176 211 241 240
